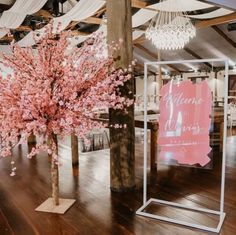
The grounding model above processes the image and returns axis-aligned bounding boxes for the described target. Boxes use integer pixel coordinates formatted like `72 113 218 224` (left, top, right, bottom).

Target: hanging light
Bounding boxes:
146 2 196 50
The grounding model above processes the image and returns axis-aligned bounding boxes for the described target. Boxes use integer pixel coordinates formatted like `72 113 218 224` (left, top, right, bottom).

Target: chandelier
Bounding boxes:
146 7 196 50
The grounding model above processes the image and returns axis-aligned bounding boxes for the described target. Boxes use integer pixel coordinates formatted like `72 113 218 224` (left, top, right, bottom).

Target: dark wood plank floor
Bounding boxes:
0 133 236 235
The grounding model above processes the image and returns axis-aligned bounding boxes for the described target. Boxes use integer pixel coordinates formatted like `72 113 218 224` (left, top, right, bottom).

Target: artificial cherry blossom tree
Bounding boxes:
0 26 133 210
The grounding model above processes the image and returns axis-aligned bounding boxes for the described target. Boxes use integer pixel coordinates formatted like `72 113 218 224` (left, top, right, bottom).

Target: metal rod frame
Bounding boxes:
136 58 229 233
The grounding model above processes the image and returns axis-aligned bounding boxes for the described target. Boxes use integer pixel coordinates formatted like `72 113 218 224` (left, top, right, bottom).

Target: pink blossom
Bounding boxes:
0 24 134 170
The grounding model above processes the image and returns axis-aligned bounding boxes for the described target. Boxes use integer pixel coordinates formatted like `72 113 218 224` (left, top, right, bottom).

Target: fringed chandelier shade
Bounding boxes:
146 2 196 50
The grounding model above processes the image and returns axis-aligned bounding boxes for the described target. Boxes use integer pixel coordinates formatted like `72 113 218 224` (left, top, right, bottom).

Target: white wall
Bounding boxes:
135 70 236 100
136 75 156 97
217 70 236 98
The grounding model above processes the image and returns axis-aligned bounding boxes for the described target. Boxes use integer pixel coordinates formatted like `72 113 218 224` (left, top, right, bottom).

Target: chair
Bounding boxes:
228 105 236 131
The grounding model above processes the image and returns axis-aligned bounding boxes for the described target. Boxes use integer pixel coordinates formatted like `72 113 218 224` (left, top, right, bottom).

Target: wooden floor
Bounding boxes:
0 134 236 235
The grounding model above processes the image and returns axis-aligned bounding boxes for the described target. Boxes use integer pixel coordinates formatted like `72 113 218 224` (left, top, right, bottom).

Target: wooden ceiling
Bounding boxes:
0 0 236 75
1 0 235 43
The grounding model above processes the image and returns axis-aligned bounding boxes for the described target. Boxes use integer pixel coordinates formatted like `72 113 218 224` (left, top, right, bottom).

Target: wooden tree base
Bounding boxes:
35 198 76 214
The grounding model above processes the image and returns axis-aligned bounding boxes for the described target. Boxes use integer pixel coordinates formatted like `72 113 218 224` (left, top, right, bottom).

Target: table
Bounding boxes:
93 116 159 174
69 110 224 175
212 110 224 152
135 118 159 173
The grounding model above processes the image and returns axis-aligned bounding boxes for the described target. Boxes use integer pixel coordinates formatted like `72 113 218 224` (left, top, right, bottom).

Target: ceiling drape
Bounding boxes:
0 0 48 38
10 0 234 48
17 0 105 47
0 0 48 28
132 0 215 28
150 0 214 12
189 8 233 19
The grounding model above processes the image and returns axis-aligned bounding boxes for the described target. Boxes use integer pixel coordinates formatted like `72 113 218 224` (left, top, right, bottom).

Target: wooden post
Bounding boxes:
150 123 158 173
49 133 59 206
107 0 135 192
27 133 36 153
71 134 79 176
28 133 36 144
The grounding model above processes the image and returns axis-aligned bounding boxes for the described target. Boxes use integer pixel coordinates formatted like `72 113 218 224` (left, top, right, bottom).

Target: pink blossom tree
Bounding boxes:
0 26 133 209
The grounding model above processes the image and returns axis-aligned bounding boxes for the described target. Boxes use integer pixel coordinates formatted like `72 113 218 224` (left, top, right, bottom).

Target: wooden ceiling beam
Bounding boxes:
0 35 13 42
95 7 106 17
133 34 146 44
14 25 32 32
131 0 147 9
211 25 236 48
131 0 157 11
34 9 102 25
184 47 215 69
135 62 156 75
135 43 181 73
66 21 79 30
70 31 90 36
196 12 236 29
34 9 53 19
82 17 102 25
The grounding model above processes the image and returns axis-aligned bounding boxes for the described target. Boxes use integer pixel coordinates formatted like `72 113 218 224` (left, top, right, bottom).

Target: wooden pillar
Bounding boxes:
150 123 158 173
28 134 36 154
71 134 79 176
107 0 135 192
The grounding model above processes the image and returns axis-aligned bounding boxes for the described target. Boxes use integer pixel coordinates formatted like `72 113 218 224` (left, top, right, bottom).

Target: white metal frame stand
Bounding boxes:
136 59 229 233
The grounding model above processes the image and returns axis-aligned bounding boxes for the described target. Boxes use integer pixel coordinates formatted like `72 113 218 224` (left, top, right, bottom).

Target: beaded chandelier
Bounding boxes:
146 3 196 50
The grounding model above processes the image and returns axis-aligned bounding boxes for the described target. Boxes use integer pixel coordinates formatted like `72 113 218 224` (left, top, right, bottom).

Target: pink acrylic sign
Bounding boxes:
158 80 212 167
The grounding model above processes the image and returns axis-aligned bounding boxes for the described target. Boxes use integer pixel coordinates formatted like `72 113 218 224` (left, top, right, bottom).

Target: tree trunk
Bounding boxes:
107 0 135 192
48 133 59 206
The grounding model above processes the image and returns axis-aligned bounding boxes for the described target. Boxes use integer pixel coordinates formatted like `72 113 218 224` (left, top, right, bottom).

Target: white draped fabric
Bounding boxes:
16 0 219 47
18 13 143 48
132 9 157 28
17 29 41 47
17 0 105 47
0 45 12 54
68 25 144 50
133 30 144 40
150 0 214 12
60 2 73 14
68 35 89 47
61 0 77 13
0 0 48 29
52 0 105 32
68 24 107 48
189 8 233 19
0 29 8 38
132 0 214 28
